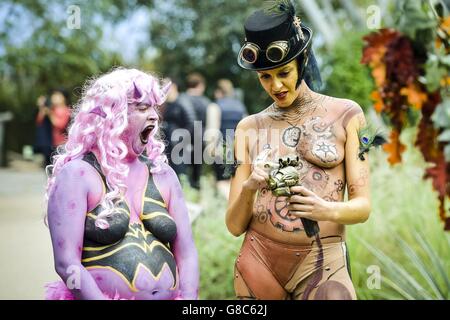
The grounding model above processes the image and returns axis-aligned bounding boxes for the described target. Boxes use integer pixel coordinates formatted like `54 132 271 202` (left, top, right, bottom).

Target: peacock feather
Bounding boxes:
357 125 387 160
263 0 296 18
263 0 304 39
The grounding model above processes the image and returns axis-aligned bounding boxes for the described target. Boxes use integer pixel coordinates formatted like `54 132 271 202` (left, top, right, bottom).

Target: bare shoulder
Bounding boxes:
317 94 365 128
339 98 365 129
318 93 362 113
153 162 178 181
340 98 363 114
152 162 181 191
236 104 276 131
54 158 103 196
57 158 95 180
235 113 258 131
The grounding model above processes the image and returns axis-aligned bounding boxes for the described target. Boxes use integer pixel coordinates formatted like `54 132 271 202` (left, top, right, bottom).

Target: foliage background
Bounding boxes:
0 0 448 300
0 0 376 152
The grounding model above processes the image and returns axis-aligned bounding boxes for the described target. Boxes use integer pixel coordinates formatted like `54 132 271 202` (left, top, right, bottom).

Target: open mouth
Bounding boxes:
274 91 288 100
140 125 154 144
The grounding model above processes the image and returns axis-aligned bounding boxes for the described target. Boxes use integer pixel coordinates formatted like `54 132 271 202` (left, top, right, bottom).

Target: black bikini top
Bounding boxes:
82 153 177 245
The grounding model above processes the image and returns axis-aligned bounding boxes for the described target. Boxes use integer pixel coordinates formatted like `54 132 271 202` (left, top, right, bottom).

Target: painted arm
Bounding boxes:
226 117 268 236
48 160 106 300
336 111 372 224
288 112 371 224
155 165 199 299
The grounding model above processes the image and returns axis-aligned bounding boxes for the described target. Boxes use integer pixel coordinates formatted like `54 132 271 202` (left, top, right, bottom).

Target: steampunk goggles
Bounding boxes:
239 40 291 64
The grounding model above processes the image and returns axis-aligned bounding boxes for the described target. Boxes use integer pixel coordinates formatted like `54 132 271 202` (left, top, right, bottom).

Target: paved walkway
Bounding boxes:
0 161 56 299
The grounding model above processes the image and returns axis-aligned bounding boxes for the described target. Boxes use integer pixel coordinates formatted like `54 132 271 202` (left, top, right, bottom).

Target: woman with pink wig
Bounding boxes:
45 68 199 300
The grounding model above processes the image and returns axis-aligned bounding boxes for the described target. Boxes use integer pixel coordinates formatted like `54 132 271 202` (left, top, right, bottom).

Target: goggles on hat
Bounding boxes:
239 40 291 64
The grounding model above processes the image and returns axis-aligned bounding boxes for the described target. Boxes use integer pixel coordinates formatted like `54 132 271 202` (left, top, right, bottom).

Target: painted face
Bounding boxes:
121 103 158 158
257 59 299 108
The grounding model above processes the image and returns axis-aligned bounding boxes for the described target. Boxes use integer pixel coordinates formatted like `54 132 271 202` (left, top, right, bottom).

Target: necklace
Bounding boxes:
285 119 300 127
267 91 318 123
265 92 326 148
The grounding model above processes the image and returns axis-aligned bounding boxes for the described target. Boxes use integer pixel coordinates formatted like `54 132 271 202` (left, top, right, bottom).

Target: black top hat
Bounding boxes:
237 3 312 71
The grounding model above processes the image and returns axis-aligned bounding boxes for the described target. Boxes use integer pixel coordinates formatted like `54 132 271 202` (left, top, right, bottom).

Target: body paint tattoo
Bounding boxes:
348 168 368 197
312 140 338 163
301 116 334 139
82 223 178 291
254 188 304 232
301 117 339 163
269 193 303 232
254 190 270 224
265 92 324 123
299 164 330 193
282 126 302 147
323 179 345 202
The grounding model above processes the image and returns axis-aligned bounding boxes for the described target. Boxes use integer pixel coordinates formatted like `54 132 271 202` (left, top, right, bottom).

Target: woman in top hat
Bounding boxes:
45 68 199 300
226 1 372 300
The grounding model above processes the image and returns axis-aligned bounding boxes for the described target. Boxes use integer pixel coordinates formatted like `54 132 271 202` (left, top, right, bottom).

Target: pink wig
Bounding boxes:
45 68 170 228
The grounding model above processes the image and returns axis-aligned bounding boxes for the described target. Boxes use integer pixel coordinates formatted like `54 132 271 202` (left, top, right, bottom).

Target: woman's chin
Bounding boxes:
275 100 290 108
136 146 146 156
130 143 146 158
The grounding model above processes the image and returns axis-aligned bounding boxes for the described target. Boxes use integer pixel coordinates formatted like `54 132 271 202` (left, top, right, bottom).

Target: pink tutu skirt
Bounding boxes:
44 281 128 300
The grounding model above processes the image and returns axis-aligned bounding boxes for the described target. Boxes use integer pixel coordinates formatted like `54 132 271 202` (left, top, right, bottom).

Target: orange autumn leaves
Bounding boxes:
362 24 449 230
383 130 406 165
437 16 450 89
362 29 429 164
370 91 384 112
400 83 428 110
361 29 397 89
369 83 429 114
436 15 450 50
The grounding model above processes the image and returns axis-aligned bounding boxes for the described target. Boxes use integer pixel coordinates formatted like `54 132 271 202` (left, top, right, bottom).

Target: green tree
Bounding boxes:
321 31 375 110
148 0 272 114
0 0 148 152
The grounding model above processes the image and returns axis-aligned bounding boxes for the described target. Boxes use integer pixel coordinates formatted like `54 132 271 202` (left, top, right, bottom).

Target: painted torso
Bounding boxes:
81 153 178 299
248 95 363 245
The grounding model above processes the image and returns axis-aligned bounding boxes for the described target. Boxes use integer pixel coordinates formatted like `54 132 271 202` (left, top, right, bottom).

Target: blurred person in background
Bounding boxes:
36 89 72 168
160 77 196 178
47 89 71 148
34 95 53 167
212 79 247 198
184 72 211 190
